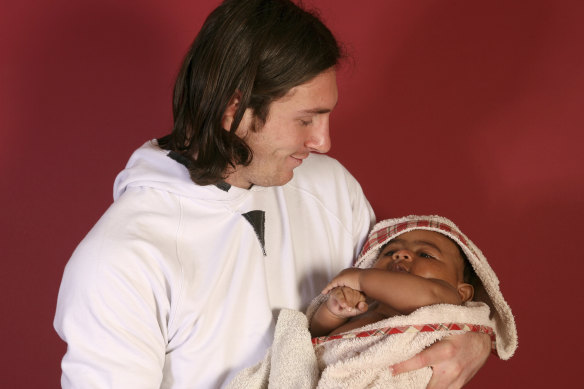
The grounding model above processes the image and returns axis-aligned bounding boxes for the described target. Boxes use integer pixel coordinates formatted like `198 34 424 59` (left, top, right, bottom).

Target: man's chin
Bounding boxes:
273 175 294 187
264 171 295 187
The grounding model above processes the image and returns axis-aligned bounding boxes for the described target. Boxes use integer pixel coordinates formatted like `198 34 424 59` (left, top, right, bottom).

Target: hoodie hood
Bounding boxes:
113 140 252 202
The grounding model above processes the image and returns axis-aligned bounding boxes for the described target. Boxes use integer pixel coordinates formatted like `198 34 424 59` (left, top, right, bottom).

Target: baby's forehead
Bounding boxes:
383 229 455 247
380 229 463 260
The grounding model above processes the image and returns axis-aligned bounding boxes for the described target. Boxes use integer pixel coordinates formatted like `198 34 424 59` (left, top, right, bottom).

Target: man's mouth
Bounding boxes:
290 154 309 165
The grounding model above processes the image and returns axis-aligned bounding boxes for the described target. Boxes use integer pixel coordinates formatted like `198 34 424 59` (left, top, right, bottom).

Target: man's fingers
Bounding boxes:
390 333 489 389
390 340 454 374
390 351 430 375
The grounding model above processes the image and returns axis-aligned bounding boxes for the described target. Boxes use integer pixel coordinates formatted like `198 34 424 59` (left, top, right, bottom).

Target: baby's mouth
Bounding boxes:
390 263 408 273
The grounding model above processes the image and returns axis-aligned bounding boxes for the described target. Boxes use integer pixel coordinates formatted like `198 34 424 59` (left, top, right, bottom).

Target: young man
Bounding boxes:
54 1 490 388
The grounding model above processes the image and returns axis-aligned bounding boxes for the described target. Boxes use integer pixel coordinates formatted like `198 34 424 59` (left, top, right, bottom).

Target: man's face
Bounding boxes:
225 68 338 188
373 230 466 288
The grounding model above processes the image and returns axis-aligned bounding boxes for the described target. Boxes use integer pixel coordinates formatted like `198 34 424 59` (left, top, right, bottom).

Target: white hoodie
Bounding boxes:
54 140 374 389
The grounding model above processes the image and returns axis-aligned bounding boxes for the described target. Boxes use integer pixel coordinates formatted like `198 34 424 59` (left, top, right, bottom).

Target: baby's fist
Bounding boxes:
327 286 368 318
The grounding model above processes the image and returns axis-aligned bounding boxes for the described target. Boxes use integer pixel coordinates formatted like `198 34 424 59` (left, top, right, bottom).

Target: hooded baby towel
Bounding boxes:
227 215 517 388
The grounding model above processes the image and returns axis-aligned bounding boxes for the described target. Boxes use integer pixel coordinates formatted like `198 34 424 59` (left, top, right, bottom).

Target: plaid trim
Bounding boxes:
360 219 478 261
311 322 495 347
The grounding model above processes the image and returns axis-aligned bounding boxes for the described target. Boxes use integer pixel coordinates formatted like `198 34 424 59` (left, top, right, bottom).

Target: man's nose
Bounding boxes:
392 249 413 262
305 117 331 153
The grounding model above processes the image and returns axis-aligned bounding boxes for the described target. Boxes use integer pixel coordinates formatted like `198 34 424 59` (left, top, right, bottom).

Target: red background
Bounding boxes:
1 0 583 387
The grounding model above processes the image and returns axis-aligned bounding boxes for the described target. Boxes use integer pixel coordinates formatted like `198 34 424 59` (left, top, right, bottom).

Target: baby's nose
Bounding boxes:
392 249 413 262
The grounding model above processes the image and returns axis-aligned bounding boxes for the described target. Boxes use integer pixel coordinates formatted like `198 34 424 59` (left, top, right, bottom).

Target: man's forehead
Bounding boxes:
279 69 337 98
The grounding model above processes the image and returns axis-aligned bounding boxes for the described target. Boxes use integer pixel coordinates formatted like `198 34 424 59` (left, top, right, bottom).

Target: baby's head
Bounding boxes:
356 216 487 305
374 229 477 303
349 215 517 360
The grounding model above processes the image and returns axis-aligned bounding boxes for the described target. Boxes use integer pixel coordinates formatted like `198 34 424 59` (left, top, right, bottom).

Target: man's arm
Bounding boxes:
54 242 169 388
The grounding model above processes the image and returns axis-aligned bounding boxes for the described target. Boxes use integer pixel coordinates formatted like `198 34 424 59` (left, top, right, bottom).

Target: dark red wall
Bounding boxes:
2 1 583 387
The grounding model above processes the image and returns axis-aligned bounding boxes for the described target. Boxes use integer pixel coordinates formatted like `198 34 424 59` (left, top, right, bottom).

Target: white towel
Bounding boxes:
227 302 493 389
225 308 317 389
313 302 493 389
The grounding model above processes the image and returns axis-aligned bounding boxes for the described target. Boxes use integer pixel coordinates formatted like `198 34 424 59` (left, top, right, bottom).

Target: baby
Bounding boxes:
303 215 517 388
310 228 477 337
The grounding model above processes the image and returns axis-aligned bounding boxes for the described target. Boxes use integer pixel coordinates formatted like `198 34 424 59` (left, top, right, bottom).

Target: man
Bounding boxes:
54 0 491 387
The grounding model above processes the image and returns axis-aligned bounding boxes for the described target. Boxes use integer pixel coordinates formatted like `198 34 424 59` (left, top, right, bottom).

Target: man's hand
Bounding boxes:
390 332 491 389
326 286 368 318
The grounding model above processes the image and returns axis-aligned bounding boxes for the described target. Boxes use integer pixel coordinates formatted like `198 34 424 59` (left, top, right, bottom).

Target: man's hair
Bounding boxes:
158 0 343 185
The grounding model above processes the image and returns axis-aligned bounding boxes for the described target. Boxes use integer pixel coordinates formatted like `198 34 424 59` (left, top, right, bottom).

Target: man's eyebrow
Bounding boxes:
298 108 332 114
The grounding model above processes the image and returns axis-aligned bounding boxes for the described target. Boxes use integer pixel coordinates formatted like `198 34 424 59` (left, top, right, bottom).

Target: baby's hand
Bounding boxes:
321 268 363 295
326 286 368 318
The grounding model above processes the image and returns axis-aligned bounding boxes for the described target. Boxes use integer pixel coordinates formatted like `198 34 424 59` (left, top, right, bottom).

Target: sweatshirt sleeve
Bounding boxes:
54 198 179 388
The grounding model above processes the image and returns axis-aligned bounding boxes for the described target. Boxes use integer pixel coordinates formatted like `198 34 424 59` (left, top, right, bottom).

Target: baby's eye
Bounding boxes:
383 250 395 257
419 252 435 259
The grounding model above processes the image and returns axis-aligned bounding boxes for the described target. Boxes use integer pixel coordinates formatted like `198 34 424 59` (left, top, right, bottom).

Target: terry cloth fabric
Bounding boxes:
311 302 494 388
227 303 494 389
225 309 318 389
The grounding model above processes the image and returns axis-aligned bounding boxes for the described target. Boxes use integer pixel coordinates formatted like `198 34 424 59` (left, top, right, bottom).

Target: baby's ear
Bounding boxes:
457 283 474 303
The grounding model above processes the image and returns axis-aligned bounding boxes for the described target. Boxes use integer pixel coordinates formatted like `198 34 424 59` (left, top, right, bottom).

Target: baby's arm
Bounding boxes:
322 268 463 315
309 286 367 337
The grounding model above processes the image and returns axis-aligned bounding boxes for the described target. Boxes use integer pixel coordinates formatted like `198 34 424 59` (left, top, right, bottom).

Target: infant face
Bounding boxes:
373 230 466 288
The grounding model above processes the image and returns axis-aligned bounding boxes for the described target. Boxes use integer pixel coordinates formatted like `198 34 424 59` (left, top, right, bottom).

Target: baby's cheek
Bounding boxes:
372 257 390 270
411 266 437 279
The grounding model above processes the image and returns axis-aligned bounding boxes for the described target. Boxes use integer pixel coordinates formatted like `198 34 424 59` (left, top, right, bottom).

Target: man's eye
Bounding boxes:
299 119 312 126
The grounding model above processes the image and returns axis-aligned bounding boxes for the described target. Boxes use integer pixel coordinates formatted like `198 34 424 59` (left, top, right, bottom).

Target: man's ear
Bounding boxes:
457 283 474 303
221 91 242 131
